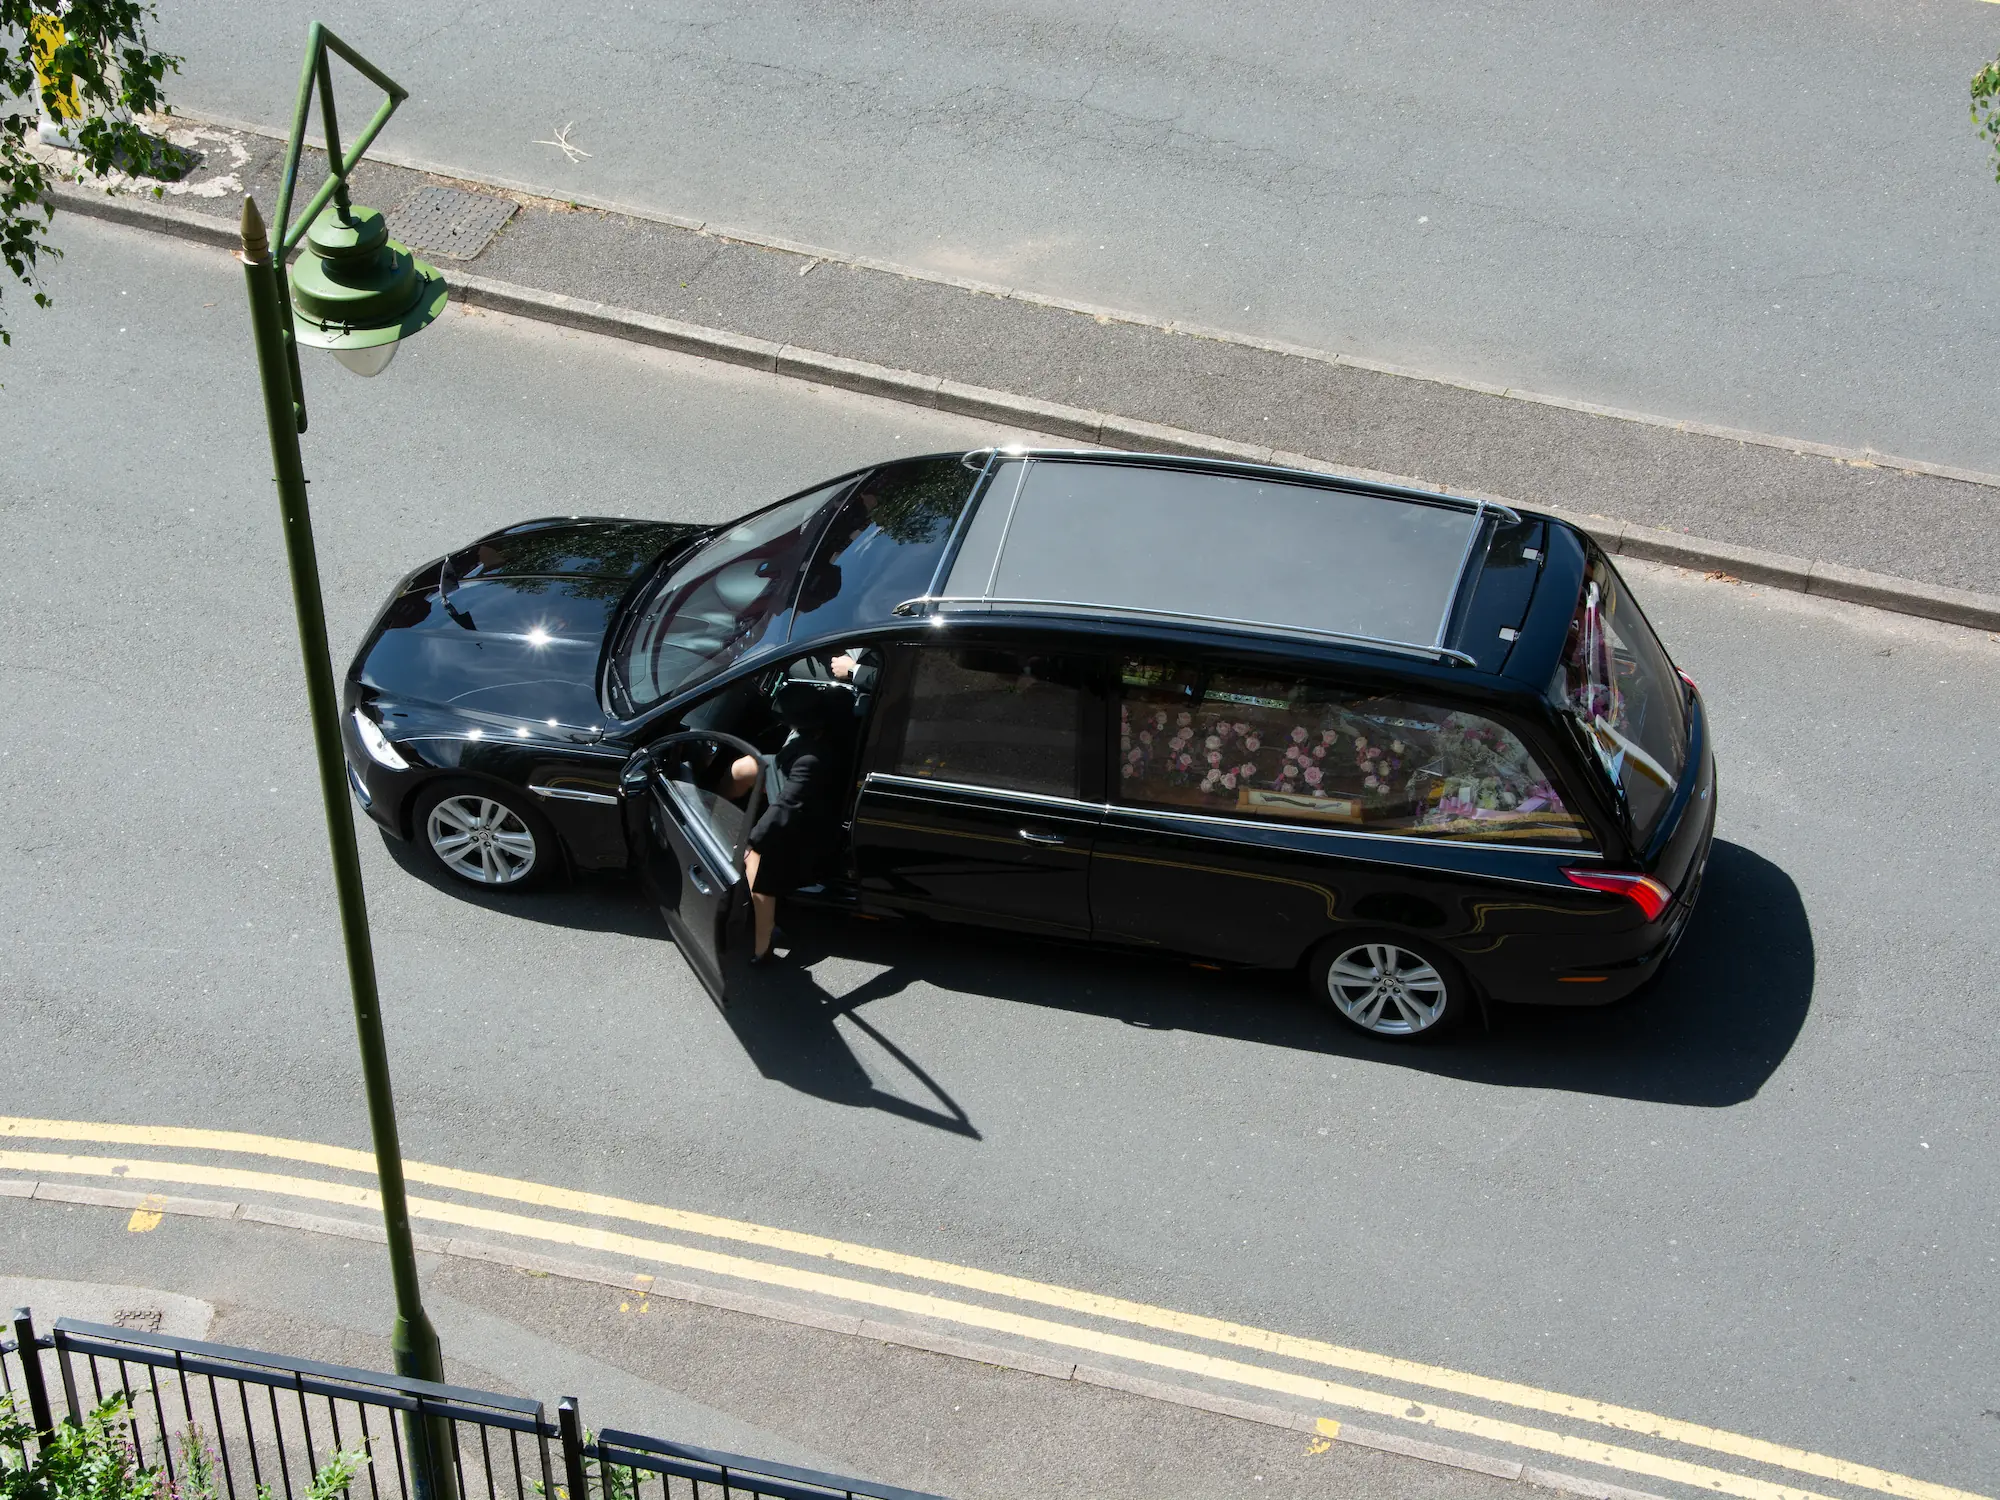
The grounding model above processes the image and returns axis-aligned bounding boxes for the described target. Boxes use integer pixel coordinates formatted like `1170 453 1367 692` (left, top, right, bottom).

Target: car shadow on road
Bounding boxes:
386 827 1811 1113
763 838 1811 1110
377 832 665 940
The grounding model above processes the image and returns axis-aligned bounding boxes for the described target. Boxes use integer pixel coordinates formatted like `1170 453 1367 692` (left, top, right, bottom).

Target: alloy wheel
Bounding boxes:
426 795 538 885
1324 942 1449 1036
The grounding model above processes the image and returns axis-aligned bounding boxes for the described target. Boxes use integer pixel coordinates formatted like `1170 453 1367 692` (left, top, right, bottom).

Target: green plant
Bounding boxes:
0 1394 367 1500
1 0 183 345
1975 54 2000 184
1 1393 159 1500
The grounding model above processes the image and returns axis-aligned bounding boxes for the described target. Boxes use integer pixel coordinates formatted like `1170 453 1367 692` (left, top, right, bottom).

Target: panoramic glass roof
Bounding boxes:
939 459 1484 651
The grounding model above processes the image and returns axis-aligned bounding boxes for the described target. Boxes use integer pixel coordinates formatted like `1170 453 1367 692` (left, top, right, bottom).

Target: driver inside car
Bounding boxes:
724 677 856 963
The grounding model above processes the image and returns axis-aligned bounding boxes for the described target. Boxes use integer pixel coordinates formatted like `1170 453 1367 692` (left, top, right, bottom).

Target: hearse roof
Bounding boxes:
904 452 1517 667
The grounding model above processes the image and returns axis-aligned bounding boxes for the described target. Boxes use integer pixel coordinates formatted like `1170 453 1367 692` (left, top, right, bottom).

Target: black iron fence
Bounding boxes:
3 1308 948 1500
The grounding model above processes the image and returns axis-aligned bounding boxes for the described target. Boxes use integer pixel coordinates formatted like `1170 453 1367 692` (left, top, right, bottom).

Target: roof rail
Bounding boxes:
1013 449 1524 527
889 594 1482 668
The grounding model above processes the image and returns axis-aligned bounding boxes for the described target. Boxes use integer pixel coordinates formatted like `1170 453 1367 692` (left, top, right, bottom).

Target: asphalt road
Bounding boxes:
3 220 1998 1497
154 0 2000 472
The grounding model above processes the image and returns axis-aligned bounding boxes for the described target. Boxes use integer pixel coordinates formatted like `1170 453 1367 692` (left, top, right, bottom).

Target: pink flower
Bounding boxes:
1282 763 1299 779
1139 730 1153 745
1176 754 1192 769
1177 712 1192 727
1208 751 1222 767
1153 711 1167 729
1128 748 1144 763
1244 735 1260 751
1312 746 1326 760
1222 773 1238 789
1290 727 1308 744
1235 722 1251 735
1241 762 1257 776
1205 735 1221 750
1121 764 1133 778
1365 774 1380 789
1321 729 1338 743
1304 766 1322 785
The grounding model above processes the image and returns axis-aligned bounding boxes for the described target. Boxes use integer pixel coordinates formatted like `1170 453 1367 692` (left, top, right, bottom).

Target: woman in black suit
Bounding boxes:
728 679 852 962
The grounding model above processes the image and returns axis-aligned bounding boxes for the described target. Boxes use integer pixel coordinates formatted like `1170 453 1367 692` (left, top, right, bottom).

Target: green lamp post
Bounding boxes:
236 24 455 1500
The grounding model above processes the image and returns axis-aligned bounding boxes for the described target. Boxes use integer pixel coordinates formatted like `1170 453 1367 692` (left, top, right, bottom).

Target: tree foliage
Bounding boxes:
1976 54 2000 184
1 0 181 345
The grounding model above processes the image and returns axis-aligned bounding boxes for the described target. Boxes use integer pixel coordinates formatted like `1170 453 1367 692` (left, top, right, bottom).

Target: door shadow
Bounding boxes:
714 954 982 1138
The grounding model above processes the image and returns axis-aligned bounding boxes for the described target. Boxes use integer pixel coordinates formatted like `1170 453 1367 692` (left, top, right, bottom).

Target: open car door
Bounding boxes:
620 731 767 1006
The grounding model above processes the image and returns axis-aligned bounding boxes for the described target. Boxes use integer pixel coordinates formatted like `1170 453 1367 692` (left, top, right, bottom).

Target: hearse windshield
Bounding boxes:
1550 555 1688 843
611 481 846 712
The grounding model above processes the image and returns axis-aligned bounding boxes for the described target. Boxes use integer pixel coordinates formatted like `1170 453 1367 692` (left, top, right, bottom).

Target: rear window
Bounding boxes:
1118 659 1593 846
1550 556 1688 842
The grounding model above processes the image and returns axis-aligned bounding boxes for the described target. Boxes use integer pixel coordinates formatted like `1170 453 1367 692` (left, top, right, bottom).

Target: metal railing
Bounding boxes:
3 1308 949 1500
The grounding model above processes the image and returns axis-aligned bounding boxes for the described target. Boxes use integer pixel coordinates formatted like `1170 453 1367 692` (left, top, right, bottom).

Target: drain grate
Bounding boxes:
385 184 518 261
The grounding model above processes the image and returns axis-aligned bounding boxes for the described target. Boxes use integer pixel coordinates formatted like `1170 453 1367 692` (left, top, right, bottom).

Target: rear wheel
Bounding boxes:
1309 934 1465 1040
414 782 556 890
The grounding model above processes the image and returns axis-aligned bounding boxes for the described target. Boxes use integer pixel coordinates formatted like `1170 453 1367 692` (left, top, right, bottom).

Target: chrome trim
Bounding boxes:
983 457 1034 598
864 771 1106 816
1104 801 1603 860
888 594 1480 667
1436 504 1495 651
529 784 620 806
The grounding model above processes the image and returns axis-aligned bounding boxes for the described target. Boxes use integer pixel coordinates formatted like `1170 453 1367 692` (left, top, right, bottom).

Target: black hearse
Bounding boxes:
343 449 1715 1038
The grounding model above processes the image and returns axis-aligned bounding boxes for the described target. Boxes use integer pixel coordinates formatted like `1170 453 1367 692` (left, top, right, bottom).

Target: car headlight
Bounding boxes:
352 709 409 770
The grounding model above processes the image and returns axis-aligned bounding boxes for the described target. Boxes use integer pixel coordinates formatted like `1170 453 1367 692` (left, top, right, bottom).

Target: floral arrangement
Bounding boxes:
1120 689 1573 836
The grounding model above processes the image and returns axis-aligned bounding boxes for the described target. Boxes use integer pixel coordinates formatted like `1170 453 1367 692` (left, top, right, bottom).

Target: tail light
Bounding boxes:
1677 668 1697 694
1563 869 1672 921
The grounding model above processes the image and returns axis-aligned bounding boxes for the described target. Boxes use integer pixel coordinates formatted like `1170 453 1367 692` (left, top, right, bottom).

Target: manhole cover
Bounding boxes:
385 185 518 261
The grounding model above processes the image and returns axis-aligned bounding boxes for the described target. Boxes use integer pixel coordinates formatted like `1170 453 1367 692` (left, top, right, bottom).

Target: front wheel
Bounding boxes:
1309 935 1466 1040
414 783 555 890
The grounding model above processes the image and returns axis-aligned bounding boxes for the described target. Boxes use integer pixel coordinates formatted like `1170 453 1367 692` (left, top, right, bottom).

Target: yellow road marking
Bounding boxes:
1 1147 1856 1500
0 1119 1984 1500
126 1194 166 1233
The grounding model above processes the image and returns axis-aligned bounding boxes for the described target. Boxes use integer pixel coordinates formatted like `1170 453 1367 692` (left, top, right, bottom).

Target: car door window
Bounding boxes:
891 648 1084 797
1117 657 1593 847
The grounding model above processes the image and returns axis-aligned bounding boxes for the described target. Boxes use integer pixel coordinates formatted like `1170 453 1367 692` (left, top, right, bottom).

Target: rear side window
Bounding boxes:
1117 659 1592 846
1550 556 1687 842
892 648 1084 798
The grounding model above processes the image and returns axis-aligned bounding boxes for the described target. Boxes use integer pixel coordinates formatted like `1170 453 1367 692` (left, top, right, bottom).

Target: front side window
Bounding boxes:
1550 556 1687 842
892 648 1083 798
1117 658 1592 846
612 481 847 712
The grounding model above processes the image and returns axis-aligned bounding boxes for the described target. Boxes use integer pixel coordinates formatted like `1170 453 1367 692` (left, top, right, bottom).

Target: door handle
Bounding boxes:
688 864 715 896
1017 827 1065 846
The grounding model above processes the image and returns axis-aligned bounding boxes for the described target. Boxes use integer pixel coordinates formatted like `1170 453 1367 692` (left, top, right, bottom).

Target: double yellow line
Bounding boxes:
0 1117 1981 1500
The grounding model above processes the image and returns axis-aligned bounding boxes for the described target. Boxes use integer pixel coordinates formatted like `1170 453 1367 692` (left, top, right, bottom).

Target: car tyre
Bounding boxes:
413 781 559 891
1308 932 1466 1041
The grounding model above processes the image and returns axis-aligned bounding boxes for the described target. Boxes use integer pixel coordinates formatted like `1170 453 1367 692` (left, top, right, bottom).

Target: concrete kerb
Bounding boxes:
3 1179 1668 1500
50 182 2000 638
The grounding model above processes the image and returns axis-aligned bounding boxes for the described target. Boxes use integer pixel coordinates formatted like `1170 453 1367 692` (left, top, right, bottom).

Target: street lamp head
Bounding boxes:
287 201 447 376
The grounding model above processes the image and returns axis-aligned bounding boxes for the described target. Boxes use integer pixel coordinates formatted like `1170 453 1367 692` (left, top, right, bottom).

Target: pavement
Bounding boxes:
2 1211 1532 1500
149 0 2000 475
2 218 1998 1500
32 116 2000 608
